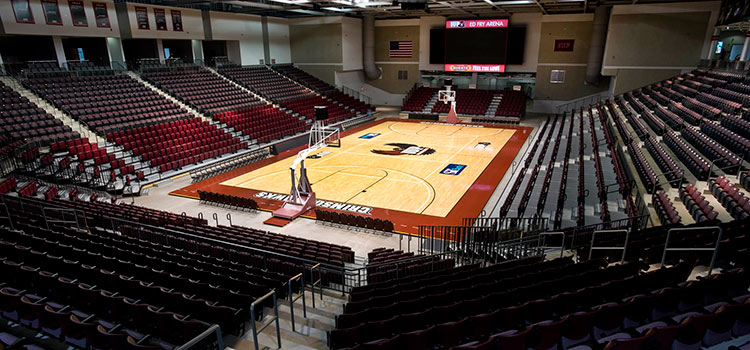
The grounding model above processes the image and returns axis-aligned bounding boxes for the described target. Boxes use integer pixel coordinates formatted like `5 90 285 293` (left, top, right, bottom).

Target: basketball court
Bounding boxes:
172 119 532 234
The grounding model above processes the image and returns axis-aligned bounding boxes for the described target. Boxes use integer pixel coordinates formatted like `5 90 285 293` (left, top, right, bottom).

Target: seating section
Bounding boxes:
25 61 67 78
213 105 306 143
272 65 374 113
23 75 191 134
663 130 710 180
701 121 750 159
274 65 336 94
280 96 356 124
644 137 683 185
431 89 494 115
402 87 438 112
628 141 658 193
365 248 455 284
653 190 681 225
315 208 395 233
1 202 300 349
710 176 750 220
219 66 312 102
325 91 374 114
495 90 526 118
106 118 246 173
1 81 79 146
142 68 265 115
680 183 718 223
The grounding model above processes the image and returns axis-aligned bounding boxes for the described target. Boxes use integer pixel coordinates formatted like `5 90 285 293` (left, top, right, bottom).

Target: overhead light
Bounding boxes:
332 0 354 5
354 0 392 6
269 0 310 3
491 0 534 4
288 9 325 14
323 6 355 11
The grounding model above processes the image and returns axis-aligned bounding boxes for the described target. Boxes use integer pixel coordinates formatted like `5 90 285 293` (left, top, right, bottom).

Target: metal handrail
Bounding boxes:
661 226 723 275
538 231 565 258
309 263 322 308
588 229 630 263
174 324 224 350
250 290 281 350
0 202 14 230
41 207 83 230
287 272 306 332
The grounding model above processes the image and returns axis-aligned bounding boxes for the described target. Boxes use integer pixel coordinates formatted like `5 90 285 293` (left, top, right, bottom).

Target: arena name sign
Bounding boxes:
254 192 373 214
444 64 505 73
445 19 509 29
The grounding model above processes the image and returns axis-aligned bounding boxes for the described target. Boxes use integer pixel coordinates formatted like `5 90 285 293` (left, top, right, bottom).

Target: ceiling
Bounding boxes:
123 0 715 18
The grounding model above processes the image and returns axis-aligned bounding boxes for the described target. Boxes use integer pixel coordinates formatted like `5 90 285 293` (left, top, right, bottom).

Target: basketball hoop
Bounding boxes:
439 85 460 124
438 85 456 105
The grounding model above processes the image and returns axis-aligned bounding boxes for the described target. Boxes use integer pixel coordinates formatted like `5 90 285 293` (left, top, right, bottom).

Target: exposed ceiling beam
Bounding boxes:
435 0 478 17
532 0 547 14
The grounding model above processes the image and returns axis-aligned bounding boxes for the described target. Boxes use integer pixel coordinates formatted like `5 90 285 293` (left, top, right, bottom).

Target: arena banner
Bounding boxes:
446 19 508 29
135 6 149 30
69 0 87 27
154 8 167 31
444 64 505 73
93 2 110 28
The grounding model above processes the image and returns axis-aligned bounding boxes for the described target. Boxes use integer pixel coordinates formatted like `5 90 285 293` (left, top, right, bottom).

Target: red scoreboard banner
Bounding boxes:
445 64 505 73
446 19 509 29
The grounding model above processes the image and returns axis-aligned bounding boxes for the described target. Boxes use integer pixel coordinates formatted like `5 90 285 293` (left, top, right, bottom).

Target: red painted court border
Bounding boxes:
170 118 533 235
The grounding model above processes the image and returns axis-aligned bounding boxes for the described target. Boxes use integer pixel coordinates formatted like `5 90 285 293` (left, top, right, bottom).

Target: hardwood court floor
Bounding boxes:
172 119 532 234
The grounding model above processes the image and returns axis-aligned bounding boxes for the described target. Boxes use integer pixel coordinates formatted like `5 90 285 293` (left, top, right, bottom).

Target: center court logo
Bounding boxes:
370 143 436 156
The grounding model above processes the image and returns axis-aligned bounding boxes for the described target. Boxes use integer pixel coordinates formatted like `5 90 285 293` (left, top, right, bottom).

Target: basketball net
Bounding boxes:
439 86 459 124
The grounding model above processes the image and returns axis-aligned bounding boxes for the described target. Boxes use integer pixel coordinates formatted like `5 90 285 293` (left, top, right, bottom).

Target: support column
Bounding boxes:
106 37 126 69
707 28 720 60
192 40 204 65
52 36 66 67
0 53 5 75
261 16 271 65
156 39 165 62
470 72 478 88
742 33 750 62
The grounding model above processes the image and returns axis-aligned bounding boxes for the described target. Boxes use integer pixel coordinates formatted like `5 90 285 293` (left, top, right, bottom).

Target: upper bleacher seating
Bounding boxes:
402 87 438 112
280 96 356 124
142 68 265 115
23 75 191 134
274 65 336 94
219 66 312 102
495 90 526 118
431 89 494 115
1 81 79 146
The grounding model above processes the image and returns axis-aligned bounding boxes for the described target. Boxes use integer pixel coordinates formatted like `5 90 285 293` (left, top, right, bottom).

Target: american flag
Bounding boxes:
389 41 413 58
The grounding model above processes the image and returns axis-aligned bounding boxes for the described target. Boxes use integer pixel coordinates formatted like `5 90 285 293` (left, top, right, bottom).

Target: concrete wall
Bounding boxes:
267 17 290 64
289 17 344 86
0 0 119 37
209 11 264 65
602 1 720 95
369 20 420 94
533 13 609 111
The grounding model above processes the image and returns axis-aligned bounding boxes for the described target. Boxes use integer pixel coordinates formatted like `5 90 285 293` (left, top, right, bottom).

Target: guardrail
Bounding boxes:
661 226 723 275
287 272 306 332
174 324 224 350
556 91 613 114
250 290 281 350
588 229 630 262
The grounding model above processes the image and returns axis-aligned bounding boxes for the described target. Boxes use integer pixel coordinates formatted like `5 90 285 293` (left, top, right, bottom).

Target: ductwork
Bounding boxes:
363 15 382 80
584 6 611 86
